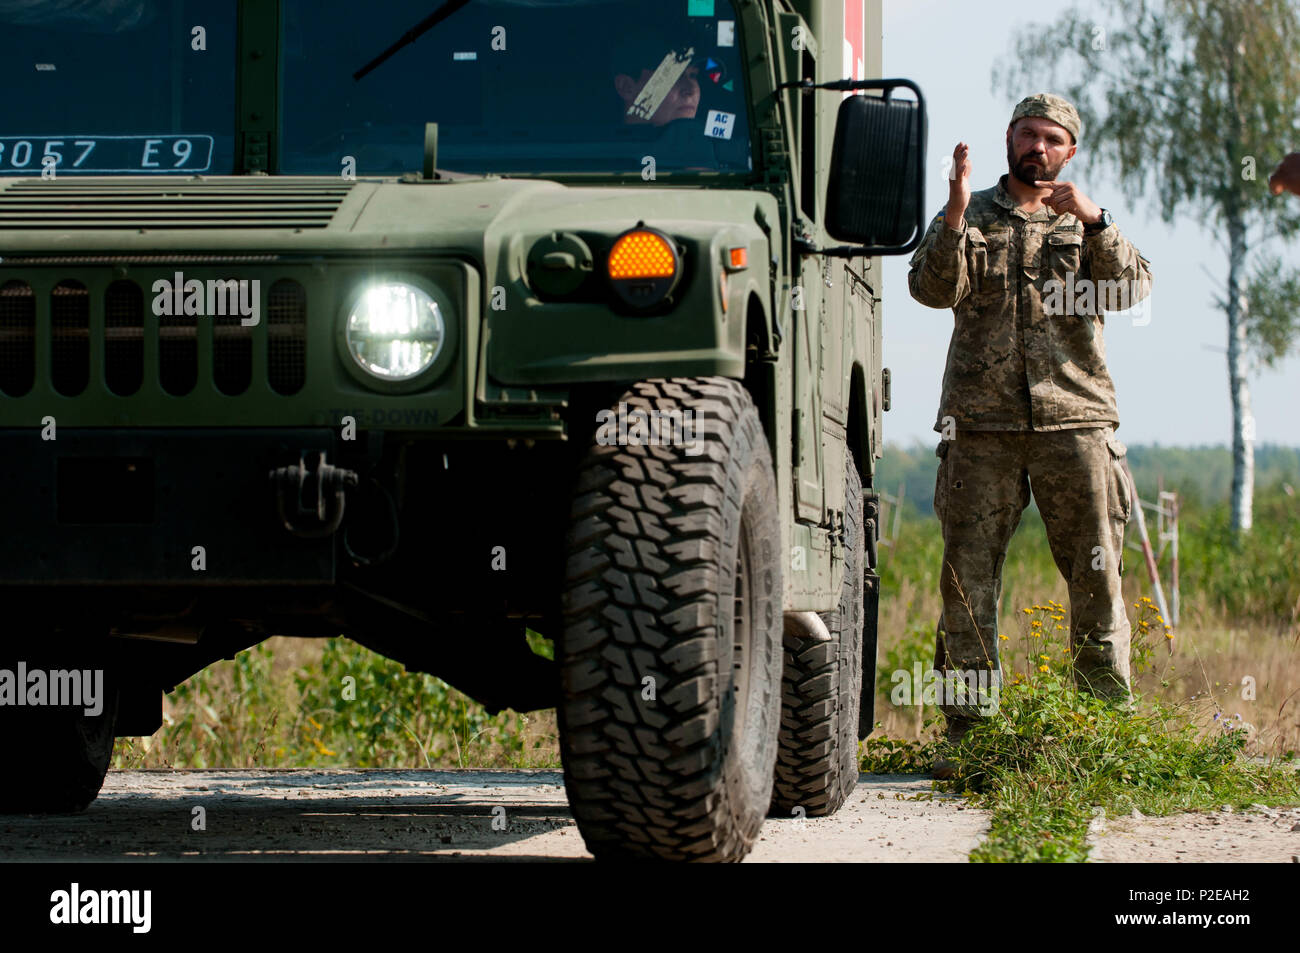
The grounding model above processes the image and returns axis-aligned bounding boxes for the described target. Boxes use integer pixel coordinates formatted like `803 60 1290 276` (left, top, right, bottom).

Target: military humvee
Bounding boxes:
0 0 924 861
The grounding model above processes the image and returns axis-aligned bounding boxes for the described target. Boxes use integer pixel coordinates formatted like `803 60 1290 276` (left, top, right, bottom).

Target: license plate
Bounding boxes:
0 135 214 174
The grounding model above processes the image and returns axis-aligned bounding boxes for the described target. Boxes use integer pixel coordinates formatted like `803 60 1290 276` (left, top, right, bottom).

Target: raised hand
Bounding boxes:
945 141 971 229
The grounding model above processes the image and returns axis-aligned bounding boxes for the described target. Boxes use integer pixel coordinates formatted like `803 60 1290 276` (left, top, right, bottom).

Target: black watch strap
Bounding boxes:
1084 209 1112 234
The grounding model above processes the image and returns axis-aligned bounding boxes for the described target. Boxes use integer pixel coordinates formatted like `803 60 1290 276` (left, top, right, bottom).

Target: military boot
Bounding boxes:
931 717 975 780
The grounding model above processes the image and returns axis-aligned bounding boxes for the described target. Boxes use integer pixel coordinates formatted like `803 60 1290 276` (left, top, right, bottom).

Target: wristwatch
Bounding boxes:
1084 208 1113 234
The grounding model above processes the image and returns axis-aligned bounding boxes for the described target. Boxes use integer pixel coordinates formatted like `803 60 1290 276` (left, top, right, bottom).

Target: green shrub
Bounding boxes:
113 637 560 770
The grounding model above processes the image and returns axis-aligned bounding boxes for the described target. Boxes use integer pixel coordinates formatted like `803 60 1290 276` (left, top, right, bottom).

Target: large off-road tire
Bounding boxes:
771 447 864 816
0 643 119 814
559 377 783 862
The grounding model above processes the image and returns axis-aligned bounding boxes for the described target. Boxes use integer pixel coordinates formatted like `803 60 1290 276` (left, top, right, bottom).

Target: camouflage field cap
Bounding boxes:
1010 93 1081 143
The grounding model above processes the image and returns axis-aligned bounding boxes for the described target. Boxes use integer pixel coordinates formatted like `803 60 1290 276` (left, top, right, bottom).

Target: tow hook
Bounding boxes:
269 451 359 539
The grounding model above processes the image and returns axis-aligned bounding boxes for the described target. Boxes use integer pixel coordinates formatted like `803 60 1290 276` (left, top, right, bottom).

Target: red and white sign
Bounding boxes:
843 0 864 96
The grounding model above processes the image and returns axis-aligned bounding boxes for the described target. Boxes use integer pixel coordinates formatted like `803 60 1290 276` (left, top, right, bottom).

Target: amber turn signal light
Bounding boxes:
608 230 677 279
606 226 681 310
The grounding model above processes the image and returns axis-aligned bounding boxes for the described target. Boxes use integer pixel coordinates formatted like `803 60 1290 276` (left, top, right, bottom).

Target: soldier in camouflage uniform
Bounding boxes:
907 94 1153 775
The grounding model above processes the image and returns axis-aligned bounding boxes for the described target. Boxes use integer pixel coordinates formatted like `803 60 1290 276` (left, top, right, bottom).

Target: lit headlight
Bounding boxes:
345 282 445 381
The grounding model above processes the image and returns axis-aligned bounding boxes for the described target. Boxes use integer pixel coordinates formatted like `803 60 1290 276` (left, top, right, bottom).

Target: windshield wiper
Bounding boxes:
353 0 473 81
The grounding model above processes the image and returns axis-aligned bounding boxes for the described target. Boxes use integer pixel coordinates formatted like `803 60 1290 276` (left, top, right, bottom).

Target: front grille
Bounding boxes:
0 276 307 399
268 279 307 395
159 309 198 397
0 280 35 397
51 280 90 396
104 280 144 396
213 300 253 396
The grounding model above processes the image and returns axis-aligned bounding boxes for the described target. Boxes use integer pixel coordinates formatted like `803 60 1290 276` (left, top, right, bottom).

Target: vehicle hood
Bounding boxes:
0 175 775 256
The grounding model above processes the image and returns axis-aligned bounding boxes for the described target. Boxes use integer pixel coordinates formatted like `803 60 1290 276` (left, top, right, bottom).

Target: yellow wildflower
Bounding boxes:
1038 665 1050 673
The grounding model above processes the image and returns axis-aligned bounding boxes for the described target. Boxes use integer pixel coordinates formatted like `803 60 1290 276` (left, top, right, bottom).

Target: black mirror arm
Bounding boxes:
816 242 918 258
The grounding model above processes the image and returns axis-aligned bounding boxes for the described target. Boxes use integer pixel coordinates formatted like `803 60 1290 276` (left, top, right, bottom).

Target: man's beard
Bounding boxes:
1007 140 1063 186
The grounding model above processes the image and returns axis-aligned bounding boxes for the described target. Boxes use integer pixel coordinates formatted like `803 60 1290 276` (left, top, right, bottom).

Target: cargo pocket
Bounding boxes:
934 439 951 524
1104 431 1131 574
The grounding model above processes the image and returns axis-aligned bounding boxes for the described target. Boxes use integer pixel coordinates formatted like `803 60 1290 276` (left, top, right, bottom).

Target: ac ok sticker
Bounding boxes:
704 109 734 140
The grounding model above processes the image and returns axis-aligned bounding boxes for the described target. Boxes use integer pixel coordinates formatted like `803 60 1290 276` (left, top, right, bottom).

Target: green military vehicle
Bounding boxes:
0 0 924 861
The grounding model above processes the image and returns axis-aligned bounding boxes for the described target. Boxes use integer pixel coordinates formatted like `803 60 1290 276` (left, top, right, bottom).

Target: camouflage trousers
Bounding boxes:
932 427 1134 725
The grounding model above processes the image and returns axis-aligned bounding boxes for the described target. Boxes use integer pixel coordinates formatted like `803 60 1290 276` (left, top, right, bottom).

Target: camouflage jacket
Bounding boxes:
908 175 1152 432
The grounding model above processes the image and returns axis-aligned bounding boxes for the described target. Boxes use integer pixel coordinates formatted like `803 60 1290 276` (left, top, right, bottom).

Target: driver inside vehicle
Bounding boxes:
612 41 701 126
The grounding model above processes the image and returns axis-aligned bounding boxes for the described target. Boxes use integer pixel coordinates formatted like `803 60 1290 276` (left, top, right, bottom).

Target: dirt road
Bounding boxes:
1086 804 1300 863
7 770 1296 861
0 769 988 862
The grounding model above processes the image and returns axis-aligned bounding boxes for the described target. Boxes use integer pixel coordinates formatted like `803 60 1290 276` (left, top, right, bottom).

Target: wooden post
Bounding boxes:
1170 493 1180 628
1122 461 1173 653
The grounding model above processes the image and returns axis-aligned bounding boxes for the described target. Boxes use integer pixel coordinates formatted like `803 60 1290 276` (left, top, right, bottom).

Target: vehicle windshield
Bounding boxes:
0 0 236 176
282 0 752 176
0 0 750 178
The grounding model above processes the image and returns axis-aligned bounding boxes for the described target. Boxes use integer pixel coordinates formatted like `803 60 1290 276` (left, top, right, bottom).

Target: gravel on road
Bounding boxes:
0 769 989 863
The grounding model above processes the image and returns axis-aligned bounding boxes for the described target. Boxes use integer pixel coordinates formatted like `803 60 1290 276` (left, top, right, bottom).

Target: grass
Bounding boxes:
871 486 1300 758
862 557 1300 861
943 662 1300 863
112 636 560 771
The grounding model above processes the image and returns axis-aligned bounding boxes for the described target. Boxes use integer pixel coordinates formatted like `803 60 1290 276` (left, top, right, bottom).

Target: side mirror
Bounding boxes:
824 79 927 256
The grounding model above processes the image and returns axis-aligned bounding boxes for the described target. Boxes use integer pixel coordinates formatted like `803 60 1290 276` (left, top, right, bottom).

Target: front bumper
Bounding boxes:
0 428 337 585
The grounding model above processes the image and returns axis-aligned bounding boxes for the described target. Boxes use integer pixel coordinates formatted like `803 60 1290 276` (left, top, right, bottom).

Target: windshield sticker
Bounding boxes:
626 46 694 123
687 0 714 16
0 135 213 174
704 110 734 140
717 20 735 47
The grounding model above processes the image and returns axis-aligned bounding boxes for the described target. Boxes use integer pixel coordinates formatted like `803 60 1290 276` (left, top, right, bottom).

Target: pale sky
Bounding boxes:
879 0 1300 448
